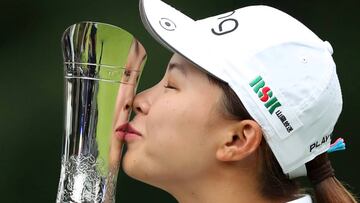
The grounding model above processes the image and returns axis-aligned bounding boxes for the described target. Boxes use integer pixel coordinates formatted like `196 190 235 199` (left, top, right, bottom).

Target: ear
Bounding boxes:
216 120 262 162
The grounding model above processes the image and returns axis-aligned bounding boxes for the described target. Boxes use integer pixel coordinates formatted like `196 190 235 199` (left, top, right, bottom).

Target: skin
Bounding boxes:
121 53 272 203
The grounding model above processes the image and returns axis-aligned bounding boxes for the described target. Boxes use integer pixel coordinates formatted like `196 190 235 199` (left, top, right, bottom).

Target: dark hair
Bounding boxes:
206 73 358 203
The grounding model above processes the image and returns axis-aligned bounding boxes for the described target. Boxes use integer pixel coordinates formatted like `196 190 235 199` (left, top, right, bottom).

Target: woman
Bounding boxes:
117 0 358 202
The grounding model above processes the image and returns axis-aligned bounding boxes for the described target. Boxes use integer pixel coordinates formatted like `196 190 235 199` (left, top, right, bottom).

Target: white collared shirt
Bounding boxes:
287 194 312 203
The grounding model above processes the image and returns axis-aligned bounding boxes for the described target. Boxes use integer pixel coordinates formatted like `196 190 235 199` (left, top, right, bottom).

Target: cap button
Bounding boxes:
324 41 333 55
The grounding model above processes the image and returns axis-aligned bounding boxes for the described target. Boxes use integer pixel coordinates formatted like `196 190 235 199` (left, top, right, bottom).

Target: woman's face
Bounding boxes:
122 54 233 187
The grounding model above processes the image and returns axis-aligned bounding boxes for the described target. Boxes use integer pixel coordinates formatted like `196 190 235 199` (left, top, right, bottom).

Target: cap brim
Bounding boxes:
139 0 230 82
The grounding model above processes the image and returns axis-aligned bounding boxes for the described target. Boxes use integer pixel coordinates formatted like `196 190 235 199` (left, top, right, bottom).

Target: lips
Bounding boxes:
115 123 142 141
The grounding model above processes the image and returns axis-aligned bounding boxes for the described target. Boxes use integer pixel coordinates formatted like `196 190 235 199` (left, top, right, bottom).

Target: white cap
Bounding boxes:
139 0 342 177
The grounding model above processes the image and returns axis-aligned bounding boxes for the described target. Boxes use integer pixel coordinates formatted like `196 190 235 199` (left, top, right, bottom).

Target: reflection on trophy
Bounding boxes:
56 22 147 203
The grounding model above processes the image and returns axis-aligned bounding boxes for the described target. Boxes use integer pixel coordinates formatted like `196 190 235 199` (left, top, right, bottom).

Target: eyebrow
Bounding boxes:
168 63 187 77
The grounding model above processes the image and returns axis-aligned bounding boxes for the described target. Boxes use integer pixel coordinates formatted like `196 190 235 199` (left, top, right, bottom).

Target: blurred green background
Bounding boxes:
0 0 359 202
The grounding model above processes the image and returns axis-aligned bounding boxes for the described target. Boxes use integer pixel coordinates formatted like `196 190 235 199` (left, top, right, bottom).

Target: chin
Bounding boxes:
121 152 167 189
122 152 147 181
122 152 137 175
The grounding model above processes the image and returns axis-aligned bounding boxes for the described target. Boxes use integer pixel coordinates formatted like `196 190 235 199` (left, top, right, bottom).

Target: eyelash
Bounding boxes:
164 83 176 90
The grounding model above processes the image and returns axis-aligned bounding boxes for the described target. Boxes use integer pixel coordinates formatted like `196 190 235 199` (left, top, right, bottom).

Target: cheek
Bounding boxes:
144 97 217 172
147 96 202 145
146 98 188 154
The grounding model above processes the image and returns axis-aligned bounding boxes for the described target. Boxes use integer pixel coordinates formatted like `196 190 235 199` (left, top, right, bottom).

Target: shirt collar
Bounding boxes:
287 194 312 203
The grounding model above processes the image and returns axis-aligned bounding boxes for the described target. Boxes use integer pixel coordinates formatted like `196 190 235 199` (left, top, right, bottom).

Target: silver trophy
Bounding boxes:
56 22 147 203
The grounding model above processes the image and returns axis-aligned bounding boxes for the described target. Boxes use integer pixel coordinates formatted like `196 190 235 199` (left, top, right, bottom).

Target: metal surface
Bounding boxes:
56 22 147 203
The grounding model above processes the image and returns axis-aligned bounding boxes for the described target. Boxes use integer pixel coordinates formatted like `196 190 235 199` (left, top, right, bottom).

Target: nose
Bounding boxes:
132 89 150 115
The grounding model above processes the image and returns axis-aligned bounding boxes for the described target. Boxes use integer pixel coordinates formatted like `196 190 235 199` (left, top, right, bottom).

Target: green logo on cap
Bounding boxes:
249 76 282 114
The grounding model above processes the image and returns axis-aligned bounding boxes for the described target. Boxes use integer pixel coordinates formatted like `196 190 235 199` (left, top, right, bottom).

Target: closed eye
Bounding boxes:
164 80 177 89
164 84 176 89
